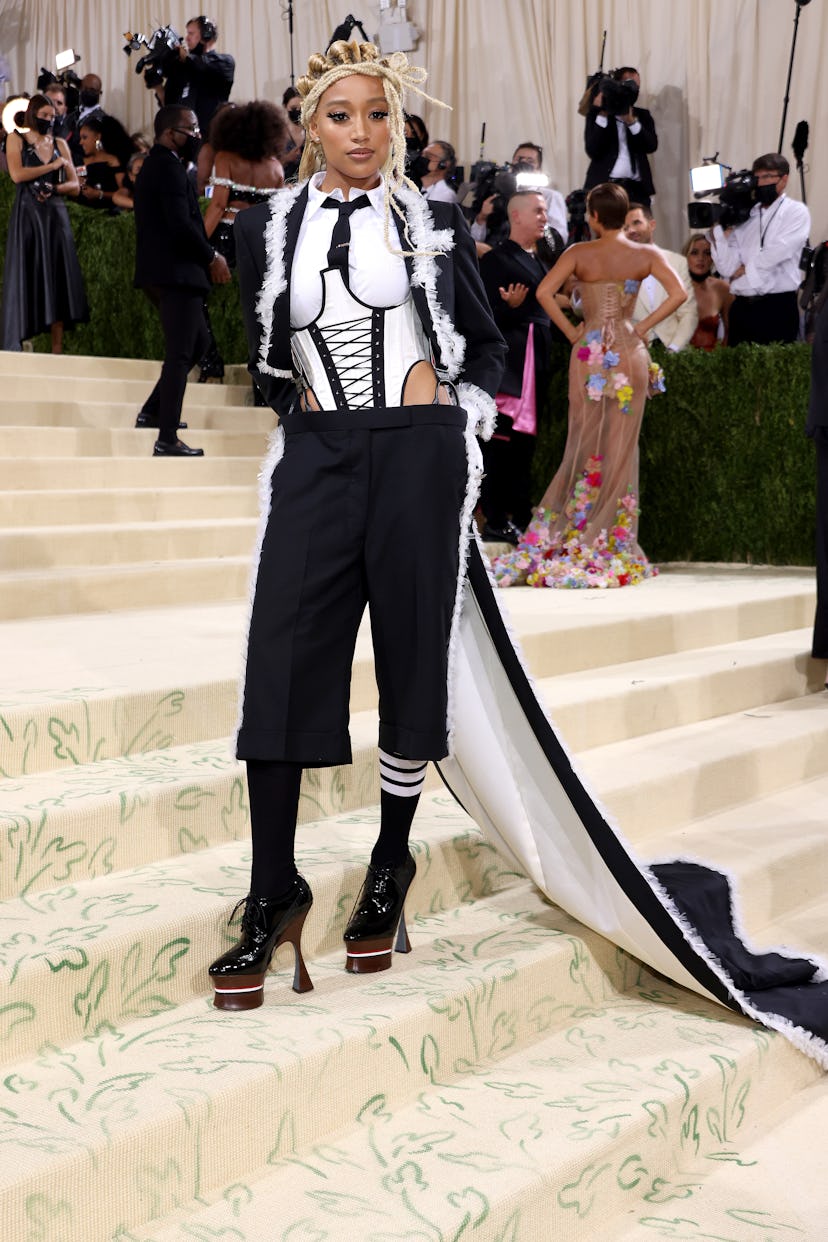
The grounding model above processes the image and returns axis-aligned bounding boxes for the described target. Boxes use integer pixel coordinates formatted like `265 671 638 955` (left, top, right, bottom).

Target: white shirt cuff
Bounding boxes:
628 120 642 135
595 114 609 128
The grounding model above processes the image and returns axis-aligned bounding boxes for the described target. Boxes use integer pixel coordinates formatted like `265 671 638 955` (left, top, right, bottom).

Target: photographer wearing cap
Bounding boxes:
133 105 231 457
157 16 235 140
709 153 810 346
584 67 657 208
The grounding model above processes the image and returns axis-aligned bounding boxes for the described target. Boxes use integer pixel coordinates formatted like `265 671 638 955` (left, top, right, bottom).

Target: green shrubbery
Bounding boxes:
0 172 816 564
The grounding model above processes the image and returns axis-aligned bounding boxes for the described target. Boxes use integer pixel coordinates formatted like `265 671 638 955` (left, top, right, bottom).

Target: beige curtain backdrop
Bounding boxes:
1 0 824 249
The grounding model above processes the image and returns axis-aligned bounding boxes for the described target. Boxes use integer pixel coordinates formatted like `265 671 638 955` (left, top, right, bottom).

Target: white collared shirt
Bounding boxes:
290 172 410 327
710 194 811 296
595 112 643 181
422 179 457 204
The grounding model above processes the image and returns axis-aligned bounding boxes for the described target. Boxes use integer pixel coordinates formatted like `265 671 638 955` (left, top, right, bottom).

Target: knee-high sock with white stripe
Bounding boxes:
371 749 428 867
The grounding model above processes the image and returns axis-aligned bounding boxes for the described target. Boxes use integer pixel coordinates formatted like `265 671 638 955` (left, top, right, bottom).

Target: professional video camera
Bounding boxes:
800 240 828 329
37 49 82 109
123 26 182 89
590 73 639 117
687 162 757 229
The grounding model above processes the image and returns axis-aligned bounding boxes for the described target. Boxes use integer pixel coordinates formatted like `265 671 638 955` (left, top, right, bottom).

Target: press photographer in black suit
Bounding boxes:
158 16 235 141
584 67 657 208
133 105 230 456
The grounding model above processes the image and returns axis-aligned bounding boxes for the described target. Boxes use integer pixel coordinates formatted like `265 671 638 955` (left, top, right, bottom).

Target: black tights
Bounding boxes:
246 758 422 897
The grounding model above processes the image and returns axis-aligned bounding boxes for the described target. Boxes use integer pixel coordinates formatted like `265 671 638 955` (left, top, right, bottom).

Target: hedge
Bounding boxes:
0 172 817 565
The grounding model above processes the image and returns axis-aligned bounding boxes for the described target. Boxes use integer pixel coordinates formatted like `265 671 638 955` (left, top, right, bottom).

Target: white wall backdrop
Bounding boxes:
1 0 824 250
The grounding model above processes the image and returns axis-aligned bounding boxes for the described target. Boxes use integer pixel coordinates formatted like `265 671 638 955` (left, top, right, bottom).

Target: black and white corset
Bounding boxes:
290 266 432 410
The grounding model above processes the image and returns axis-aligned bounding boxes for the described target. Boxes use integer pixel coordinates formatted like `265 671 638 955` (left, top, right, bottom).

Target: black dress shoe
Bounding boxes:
135 414 188 430
153 438 204 457
482 522 519 546
343 853 416 974
209 876 314 1009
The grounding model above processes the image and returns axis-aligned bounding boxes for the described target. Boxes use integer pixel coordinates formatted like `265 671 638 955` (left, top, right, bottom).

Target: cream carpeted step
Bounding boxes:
0 350 250 386
0 714 435 902
0 556 251 619
0 373 251 406
92 965 818 1242
0 426 265 456
0 400 273 432
0 455 260 489
607 1077 828 1241
0 485 258 525
578 690 828 841
655 773 828 938
540 627 821 750
0 801 523 1063
504 570 816 679
0 516 258 570
1 862 819 1242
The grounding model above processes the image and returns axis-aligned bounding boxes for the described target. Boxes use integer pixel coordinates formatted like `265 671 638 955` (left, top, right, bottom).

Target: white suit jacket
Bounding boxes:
632 247 698 351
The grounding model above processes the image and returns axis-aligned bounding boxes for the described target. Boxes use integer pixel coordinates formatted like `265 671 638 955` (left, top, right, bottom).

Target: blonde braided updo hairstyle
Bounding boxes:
296 40 448 254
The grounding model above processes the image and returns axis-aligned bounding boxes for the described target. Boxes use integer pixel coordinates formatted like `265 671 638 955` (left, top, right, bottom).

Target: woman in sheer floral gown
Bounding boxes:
492 183 687 589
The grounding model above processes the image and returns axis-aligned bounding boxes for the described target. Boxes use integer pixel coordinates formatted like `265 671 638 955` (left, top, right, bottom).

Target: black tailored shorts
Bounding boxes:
236 405 470 766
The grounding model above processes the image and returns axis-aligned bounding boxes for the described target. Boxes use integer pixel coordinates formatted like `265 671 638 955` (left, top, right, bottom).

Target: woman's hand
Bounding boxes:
567 325 581 346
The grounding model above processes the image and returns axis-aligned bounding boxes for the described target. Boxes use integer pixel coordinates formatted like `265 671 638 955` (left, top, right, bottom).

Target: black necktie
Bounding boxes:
321 195 371 272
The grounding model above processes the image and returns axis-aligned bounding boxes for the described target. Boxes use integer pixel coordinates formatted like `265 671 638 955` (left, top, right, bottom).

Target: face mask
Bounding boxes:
405 134 422 155
79 89 100 109
408 153 429 180
34 117 53 135
754 181 778 206
288 108 302 125
177 133 200 163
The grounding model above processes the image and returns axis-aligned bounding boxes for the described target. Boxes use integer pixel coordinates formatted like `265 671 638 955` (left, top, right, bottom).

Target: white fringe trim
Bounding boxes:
446 415 485 756
255 184 304 379
468 545 828 1068
232 424 286 750
395 186 466 382
457 381 498 441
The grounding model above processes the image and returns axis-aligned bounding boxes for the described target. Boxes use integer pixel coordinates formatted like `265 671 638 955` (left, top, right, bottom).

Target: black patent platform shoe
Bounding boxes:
343 853 416 974
209 876 313 1009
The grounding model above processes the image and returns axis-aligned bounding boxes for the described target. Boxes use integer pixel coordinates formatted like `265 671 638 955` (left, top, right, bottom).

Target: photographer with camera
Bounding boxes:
133 105 231 456
1 95 88 353
154 16 235 142
584 67 657 208
470 143 567 249
709 153 810 346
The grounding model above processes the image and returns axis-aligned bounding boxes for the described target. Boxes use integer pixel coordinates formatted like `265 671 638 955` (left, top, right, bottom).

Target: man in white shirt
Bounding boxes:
511 143 568 240
625 202 698 351
710 153 810 345
419 141 458 204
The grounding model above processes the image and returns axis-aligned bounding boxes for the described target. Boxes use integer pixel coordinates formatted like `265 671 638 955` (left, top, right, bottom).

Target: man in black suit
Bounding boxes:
133 104 230 456
479 191 560 541
807 289 828 665
584 67 657 207
158 16 235 141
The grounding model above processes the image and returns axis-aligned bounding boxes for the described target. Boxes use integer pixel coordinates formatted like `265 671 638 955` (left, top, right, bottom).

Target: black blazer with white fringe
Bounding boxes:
234 181 506 434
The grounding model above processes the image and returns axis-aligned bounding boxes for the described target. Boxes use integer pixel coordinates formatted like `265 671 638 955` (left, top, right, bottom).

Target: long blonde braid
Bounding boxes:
296 40 448 256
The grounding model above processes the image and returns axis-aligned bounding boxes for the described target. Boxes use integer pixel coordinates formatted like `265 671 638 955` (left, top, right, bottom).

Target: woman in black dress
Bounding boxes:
1 94 88 352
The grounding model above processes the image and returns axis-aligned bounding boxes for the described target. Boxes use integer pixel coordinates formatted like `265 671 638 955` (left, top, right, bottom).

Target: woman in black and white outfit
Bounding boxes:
208 41 505 1006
